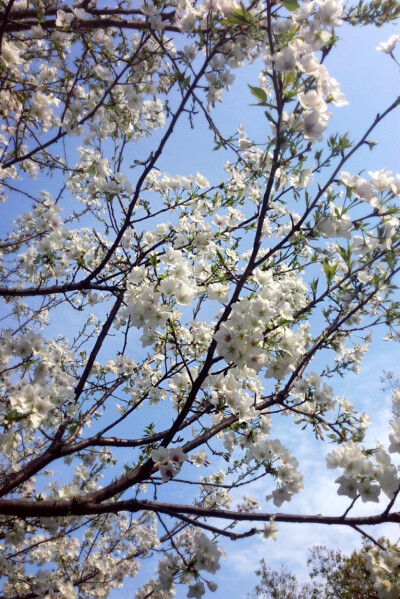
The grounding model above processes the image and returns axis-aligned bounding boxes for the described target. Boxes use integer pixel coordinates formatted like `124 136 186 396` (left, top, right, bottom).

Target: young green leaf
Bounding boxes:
248 85 268 104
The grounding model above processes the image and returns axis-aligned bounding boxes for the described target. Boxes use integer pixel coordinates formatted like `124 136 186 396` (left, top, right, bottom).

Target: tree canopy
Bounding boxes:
250 540 400 599
1 0 400 598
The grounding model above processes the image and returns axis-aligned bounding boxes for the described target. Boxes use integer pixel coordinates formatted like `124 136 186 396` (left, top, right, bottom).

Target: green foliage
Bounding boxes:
222 2 256 25
283 0 301 12
345 0 400 27
249 560 319 599
249 539 400 599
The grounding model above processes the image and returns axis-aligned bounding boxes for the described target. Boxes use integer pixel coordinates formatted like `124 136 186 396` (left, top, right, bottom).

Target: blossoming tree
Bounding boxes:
1 0 400 597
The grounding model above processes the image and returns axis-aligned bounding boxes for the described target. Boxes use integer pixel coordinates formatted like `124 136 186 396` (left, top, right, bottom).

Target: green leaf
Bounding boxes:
283 0 300 11
5 410 26 423
365 140 379 150
222 3 255 25
337 243 352 267
248 85 268 103
221 13 248 25
310 277 319 299
322 259 338 285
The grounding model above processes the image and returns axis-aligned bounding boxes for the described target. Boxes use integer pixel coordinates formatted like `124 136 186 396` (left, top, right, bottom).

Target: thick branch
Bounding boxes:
0 496 398 525
2 16 180 34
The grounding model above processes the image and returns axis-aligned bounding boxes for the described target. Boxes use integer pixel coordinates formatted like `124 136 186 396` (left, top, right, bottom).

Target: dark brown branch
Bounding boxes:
73 293 124 401
2 17 180 34
0 282 119 298
0 0 16 51
0 496 399 525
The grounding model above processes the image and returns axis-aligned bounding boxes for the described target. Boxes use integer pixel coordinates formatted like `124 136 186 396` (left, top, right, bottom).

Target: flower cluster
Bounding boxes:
151 446 188 482
327 436 399 503
366 546 400 599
